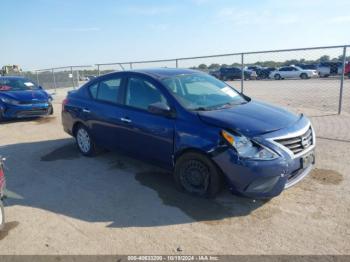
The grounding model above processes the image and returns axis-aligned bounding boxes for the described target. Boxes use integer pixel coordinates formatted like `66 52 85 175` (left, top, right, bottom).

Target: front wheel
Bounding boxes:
0 200 4 230
300 73 308 79
174 152 222 198
274 74 281 80
74 124 97 156
48 105 54 115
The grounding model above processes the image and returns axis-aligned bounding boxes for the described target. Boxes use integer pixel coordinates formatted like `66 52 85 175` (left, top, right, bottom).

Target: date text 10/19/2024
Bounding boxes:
127 255 219 261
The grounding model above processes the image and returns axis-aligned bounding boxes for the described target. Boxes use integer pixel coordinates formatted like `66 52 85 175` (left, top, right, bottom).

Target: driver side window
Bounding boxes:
126 77 168 110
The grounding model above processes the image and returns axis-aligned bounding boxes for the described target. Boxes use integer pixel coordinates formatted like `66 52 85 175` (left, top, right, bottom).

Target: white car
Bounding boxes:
269 66 318 80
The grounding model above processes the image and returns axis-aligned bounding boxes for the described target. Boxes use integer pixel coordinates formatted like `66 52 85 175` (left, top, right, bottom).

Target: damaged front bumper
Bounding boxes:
212 148 314 198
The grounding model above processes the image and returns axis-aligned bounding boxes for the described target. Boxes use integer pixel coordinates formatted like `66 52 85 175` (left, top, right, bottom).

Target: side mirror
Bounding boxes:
148 102 174 117
38 85 43 90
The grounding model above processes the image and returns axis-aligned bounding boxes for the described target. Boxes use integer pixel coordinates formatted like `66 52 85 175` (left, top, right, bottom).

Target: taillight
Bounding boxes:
62 98 69 111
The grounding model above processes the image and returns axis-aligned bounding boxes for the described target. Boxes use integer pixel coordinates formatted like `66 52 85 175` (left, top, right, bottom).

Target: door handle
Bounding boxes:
82 108 90 113
120 117 132 123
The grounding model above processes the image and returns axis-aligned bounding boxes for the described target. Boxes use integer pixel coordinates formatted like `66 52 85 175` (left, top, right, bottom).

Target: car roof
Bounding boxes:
105 68 202 80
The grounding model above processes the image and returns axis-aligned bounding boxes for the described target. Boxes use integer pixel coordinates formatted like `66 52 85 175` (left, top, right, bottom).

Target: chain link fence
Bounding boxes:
7 45 349 115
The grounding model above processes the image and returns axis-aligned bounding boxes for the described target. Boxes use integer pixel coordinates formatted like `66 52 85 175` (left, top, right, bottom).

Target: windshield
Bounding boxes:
0 78 39 91
161 73 248 110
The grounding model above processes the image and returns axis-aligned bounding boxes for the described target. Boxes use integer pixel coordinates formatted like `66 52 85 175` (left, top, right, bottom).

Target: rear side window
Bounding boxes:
88 77 122 104
126 77 167 110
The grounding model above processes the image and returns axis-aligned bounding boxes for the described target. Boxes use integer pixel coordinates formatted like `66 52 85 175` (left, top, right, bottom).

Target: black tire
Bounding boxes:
274 74 281 80
48 105 54 115
74 124 97 157
174 152 222 198
0 200 4 230
300 73 308 79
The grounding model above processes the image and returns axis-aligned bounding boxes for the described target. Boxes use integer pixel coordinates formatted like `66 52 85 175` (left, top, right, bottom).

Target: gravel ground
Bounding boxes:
0 79 349 254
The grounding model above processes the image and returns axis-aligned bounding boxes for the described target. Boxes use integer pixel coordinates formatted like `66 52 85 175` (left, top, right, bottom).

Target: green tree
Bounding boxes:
208 63 220 70
198 64 208 70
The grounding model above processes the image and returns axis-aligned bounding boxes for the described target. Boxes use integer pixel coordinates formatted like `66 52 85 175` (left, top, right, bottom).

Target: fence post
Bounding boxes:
240 53 244 93
97 65 100 76
36 71 39 85
51 68 56 92
70 66 75 89
338 46 347 114
175 59 178 68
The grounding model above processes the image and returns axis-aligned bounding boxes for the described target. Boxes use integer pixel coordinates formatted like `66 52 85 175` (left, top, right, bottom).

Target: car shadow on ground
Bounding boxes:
2 138 267 228
0 116 56 125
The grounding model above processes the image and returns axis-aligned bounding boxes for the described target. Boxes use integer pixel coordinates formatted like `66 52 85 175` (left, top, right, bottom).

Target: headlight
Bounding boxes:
0 97 20 105
221 130 279 160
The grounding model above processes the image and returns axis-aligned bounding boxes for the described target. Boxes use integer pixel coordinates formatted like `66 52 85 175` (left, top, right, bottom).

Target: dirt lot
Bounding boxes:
0 79 349 254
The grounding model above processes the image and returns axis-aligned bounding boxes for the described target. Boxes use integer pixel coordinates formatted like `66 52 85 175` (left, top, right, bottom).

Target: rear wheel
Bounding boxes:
0 200 4 230
274 74 281 80
174 152 222 198
300 73 308 79
74 124 97 156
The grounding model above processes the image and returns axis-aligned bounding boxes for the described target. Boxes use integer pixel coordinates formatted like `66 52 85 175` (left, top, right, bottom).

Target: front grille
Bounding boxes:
19 100 47 105
274 127 313 155
16 109 48 117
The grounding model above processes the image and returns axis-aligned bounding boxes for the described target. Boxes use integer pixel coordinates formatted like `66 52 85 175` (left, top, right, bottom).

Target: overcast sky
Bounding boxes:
1 0 350 70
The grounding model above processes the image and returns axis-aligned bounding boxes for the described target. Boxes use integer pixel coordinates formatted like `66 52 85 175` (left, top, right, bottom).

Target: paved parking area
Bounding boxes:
0 79 349 254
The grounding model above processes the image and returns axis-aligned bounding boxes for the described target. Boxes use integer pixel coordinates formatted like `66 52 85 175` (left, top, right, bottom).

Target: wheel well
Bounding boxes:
174 148 226 186
72 121 84 136
174 148 207 163
174 148 225 176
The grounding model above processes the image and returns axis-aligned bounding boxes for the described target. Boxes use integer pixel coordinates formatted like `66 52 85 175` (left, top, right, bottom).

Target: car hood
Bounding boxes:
197 100 301 137
0 90 50 102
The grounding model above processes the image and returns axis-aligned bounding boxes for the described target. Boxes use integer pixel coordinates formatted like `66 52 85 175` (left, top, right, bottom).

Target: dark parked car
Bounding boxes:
0 76 53 121
255 67 277 79
246 65 263 71
209 69 220 79
214 67 256 81
295 64 318 70
62 68 315 199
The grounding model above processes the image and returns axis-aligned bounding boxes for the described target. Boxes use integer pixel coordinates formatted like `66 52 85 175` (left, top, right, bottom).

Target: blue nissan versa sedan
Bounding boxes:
0 76 53 120
61 68 315 198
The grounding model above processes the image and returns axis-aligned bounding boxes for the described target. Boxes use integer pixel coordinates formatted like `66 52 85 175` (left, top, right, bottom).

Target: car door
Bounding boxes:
118 75 175 167
290 67 300 78
84 74 126 150
281 67 293 78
